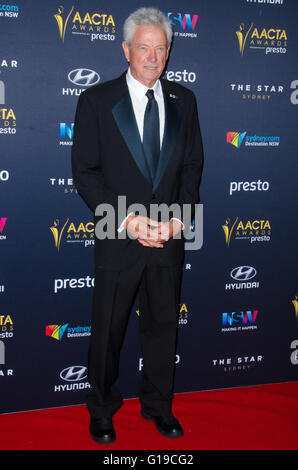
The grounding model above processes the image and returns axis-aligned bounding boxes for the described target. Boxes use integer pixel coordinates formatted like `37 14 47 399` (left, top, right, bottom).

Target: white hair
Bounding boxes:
123 7 173 46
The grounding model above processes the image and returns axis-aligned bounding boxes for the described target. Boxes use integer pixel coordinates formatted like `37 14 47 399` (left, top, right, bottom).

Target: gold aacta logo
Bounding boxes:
292 295 298 320
50 218 69 251
222 217 238 247
136 303 188 317
236 23 253 56
54 5 74 42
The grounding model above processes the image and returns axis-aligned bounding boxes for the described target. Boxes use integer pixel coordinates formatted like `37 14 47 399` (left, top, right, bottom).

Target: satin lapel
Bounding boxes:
112 92 152 185
153 90 182 192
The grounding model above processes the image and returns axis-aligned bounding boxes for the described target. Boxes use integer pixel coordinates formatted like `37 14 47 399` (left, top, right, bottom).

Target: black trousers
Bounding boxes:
86 249 182 419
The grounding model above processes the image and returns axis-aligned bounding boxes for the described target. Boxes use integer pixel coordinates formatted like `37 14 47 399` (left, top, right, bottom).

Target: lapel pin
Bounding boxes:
169 93 178 99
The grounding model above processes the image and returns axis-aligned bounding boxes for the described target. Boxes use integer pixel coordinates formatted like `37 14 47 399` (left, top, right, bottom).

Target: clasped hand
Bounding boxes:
125 214 183 248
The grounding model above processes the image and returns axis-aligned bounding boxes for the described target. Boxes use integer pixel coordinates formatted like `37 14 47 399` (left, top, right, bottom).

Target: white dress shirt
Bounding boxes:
126 67 165 146
117 68 184 233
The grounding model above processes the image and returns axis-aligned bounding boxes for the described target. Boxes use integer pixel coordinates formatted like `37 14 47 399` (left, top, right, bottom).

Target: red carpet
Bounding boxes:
1 382 297 451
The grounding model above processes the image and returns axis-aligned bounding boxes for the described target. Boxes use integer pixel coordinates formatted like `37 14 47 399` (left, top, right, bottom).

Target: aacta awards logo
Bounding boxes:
0 314 14 339
222 217 271 246
0 81 16 135
236 22 287 56
50 218 94 251
50 218 69 251
54 5 116 43
292 295 298 320
137 302 190 326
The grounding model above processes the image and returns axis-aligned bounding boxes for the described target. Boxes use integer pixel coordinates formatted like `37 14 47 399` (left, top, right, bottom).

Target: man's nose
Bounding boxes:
147 48 157 62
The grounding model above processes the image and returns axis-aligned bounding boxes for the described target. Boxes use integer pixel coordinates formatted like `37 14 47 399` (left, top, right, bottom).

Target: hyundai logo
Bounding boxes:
230 266 257 281
68 69 100 87
60 366 88 382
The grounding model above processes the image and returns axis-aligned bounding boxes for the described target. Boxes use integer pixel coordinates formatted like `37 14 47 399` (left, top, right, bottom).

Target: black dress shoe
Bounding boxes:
141 410 184 439
89 417 116 444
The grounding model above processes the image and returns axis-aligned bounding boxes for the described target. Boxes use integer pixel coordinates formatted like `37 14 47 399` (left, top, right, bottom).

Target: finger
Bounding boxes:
159 227 170 241
137 238 150 246
147 218 159 227
137 225 160 241
138 238 164 248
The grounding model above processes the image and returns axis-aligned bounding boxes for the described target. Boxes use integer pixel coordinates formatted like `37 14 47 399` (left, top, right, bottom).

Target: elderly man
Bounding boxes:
72 7 203 444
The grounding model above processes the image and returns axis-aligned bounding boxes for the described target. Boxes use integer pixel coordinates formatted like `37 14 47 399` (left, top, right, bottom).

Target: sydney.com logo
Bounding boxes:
226 131 280 148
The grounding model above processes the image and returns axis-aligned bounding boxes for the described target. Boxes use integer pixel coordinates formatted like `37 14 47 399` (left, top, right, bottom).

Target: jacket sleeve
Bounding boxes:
177 93 204 230
71 91 119 214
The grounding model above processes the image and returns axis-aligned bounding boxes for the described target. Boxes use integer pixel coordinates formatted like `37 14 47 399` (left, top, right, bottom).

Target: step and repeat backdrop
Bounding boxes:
0 0 297 414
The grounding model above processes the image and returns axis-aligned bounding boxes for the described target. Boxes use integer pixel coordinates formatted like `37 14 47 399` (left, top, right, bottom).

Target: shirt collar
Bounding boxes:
126 67 163 101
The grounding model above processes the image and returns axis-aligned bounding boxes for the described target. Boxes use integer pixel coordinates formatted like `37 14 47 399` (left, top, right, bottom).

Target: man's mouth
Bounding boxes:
144 65 158 71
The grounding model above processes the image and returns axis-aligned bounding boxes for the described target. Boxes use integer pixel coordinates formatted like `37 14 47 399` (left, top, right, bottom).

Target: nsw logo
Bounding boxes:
221 310 259 332
0 217 7 240
0 217 7 233
168 12 199 38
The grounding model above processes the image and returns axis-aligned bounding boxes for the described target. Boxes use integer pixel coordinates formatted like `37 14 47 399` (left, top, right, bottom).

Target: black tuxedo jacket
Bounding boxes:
72 72 203 270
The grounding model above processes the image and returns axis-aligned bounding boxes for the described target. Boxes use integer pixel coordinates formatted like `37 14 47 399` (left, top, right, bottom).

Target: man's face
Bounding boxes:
122 25 170 88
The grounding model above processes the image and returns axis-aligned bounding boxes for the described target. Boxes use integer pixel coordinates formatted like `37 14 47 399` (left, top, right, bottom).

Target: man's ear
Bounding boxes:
122 41 130 62
166 46 170 61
